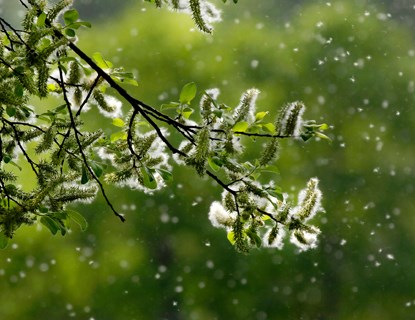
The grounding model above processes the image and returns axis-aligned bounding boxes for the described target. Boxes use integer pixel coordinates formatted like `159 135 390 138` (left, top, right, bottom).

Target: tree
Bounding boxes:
0 0 329 252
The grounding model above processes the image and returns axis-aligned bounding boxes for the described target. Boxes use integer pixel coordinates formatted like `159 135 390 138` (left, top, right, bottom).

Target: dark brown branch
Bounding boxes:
57 62 126 222
66 42 191 155
127 108 142 161
3 120 39 176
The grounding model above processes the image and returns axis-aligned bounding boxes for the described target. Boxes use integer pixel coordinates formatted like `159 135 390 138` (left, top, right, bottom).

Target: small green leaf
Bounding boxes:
90 162 103 178
319 123 329 130
112 77 138 86
255 111 269 122
39 207 49 213
92 52 113 69
53 104 67 114
227 231 236 245
110 131 127 142
161 102 180 110
179 82 197 104
65 28 76 37
208 157 220 171
2 35 10 46
314 131 332 141
47 83 57 92
0 233 8 249
66 209 88 231
232 121 249 132
212 110 223 118
246 230 262 248
37 12 47 27
262 123 276 133
14 83 24 98
6 106 16 117
3 154 12 164
21 105 33 116
68 21 91 29
64 9 79 25
247 124 261 134
40 216 59 235
261 214 271 221
81 164 89 184
112 118 125 127
111 72 139 86
267 187 284 201
6 160 22 171
181 107 194 119
78 21 92 28
156 168 173 182
141 166 157 189
53 216 67 236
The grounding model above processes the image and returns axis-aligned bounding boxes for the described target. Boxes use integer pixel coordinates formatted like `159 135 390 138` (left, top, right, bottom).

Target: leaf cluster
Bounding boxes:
0 0 329 253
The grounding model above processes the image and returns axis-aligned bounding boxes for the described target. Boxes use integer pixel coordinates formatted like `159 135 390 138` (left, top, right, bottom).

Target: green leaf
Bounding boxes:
64 9 79 25
0 233 8 249
319 123 329 130
14 83 24 97
90 162 103 178
141 167 157 189
247 124 261 134
3 154 12 164
2 34 10 47
179 82 197 104
261 214 271 221
161 102 180 110
21 105 33 117
112 118 125 127
111 72 139 86
255 111 269 122
267 187 284 201
53 216 67 236
81 164 89 184
37 12 47 27
232 121 249 132
110 131 127 142
5 159 22 171
246 230 262 248
39 207 49 213
53 104 67 114
156 168 173 182
262 123 276 133
66 209 88 231
92 52 113 69
40 216 59 235
181 107 194 119
208 157 220 171
227 231 236 245
64 28 76 37
68 21 92 29
6 106 16 117
314 131 332 141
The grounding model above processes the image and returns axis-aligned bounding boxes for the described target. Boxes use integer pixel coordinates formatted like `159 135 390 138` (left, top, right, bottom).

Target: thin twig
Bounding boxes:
57 61 125 222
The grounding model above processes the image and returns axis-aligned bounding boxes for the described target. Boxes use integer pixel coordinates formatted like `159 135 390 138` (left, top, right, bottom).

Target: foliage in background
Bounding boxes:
1 0 415 319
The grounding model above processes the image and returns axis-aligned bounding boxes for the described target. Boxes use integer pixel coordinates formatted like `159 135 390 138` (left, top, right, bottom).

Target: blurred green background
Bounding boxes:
1 0 415 319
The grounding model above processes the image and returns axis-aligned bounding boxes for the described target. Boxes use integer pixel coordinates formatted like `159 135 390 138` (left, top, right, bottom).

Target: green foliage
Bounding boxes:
145 0 227 33
2 1 415 319
0 0 328 253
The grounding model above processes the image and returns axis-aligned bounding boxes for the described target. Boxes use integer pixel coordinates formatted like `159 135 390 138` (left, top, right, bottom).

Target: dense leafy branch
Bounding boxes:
0 0 330 252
